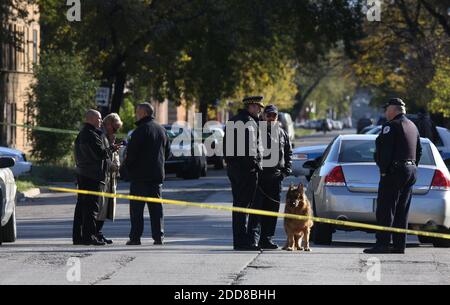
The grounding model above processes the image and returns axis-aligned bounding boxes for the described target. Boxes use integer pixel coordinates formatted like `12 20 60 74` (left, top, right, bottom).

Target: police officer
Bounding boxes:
248 104 292 249
224 96 264 251
364 98 422 254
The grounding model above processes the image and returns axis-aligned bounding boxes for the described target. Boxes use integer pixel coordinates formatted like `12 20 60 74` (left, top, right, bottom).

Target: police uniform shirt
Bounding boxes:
375 113 422 175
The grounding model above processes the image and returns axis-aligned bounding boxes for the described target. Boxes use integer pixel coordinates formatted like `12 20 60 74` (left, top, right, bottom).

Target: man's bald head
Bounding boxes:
85 109 102 128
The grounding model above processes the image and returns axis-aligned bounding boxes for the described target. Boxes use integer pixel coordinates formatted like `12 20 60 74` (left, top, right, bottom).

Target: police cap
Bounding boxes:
264 104 278 114
383 98 405 109
243 96 265 108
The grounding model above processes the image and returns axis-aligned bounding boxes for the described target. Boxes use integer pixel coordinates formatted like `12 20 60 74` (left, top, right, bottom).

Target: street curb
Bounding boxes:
17 188 41 202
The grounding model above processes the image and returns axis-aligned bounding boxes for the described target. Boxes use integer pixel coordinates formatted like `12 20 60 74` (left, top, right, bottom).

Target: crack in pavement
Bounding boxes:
230 252 263 285
90 256 136 285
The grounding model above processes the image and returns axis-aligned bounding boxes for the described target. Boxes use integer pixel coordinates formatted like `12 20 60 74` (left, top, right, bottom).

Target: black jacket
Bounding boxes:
223 109 262 172
124 116 171 183
375 114 422 175
261 124 293 178
74 123 109 181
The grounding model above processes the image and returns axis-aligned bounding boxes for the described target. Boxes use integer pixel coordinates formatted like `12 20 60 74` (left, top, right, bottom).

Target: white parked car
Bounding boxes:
0 147 32 177
0 157 18 245
305 135 450 248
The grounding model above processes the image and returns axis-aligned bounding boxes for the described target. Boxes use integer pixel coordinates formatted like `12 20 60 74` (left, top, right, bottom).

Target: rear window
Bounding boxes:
338 140 435 166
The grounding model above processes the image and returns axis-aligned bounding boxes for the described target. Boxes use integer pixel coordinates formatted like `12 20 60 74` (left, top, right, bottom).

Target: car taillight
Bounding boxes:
325 166 346 186
293 153 308 160
430 170 450 191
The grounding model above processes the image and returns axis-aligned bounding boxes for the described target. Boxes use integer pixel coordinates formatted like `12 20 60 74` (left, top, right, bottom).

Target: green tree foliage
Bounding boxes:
429 55 450 117
38 0 364 120
27 51 98 162
353 0 450 113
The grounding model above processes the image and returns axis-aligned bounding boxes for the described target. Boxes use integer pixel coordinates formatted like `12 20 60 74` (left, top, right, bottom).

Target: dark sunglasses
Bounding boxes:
265 113 278 118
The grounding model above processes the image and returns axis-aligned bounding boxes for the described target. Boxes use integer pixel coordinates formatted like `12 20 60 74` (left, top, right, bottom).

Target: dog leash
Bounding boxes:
257 185 284 205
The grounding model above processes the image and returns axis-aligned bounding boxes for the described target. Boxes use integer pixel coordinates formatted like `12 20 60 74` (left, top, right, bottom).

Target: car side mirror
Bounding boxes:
0 157 15 169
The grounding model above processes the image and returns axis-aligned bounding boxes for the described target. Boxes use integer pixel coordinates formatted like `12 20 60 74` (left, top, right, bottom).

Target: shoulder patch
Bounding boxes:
383 126 391 134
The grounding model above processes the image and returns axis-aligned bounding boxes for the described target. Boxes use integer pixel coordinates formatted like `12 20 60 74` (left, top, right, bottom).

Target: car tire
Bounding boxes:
311 197 333 245
313 223 333 245
418 235 433 244
201 158 208 177
432 238 450 248
431 229 450 248
182 158 202 180
2 209 16 243
214 158 224 170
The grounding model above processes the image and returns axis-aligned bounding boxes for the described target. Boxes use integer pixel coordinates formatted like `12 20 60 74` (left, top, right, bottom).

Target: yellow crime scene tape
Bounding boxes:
0 122 128 138
49 187 450 241
4 121 450 240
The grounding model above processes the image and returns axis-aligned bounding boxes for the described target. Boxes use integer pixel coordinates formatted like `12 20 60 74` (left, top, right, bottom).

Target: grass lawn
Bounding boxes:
16 164 76 192
295 128 315 138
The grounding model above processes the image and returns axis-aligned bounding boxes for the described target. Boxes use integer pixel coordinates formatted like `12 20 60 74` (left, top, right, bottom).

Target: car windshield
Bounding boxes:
338 140 435 166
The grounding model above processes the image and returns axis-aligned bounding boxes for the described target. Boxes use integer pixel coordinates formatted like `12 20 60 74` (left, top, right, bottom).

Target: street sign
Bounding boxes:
95 87 110 107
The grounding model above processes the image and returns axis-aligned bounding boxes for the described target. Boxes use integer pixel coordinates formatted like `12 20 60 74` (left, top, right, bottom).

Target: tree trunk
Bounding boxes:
200 101 208 124
110 70 127 114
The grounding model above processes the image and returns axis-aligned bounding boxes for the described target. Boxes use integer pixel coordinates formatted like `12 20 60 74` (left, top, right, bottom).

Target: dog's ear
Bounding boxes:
288 184 294 191
297 183 304 193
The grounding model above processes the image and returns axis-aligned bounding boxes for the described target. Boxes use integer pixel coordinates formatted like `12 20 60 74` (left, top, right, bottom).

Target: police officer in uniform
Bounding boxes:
248 104 293 249
224 96 264 251
364 98 422 254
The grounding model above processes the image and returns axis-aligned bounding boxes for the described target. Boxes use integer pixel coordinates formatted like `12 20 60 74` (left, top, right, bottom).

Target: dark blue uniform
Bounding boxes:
223 108 262 250
374 113 422 251
248 123 292 248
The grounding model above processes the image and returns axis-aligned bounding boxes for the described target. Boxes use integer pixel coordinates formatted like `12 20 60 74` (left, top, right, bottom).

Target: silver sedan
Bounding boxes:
305 135 450 248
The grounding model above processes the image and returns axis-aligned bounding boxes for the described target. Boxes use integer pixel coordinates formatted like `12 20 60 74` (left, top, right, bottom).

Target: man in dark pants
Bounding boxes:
73 109 111 246
224 96 264 251
364 98 422 254
124 103 171 246
248 104 292 249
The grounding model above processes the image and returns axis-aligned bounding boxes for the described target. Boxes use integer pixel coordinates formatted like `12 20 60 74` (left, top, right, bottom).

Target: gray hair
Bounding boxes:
103 112 123 127
137 102 154 116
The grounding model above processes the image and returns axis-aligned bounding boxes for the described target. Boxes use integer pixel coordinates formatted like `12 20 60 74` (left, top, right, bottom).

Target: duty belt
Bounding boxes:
392 160 416 167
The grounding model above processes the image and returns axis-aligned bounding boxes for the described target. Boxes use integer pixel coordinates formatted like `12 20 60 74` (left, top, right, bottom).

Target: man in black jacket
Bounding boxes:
248 104 293 250
124 103 171 246
223 96 264 251
73 109 111 246
365 98 422 254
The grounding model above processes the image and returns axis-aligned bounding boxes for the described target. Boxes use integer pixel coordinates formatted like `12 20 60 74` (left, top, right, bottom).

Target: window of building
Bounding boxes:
33 29 38 64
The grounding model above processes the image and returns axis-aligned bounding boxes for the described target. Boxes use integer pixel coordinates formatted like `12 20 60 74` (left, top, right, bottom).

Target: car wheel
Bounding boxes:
418 235 433 244
313 223 333 245
201 159 208 177
182 158 202 180
431 228 450 248
214 157 224 170
311 197 332 245
2 209 16 243
432 238 450 248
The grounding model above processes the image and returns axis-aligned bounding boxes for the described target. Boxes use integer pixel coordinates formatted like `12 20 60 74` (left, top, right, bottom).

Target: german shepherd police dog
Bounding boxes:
283 183 314 251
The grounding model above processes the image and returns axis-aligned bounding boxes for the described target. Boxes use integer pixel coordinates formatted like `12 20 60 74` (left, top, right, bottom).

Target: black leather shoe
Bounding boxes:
84 238 106 246
390 248 405 254
98 235 113 245
259 241 279 250
126 240 141 246
154 239 164 245
363 246 391 254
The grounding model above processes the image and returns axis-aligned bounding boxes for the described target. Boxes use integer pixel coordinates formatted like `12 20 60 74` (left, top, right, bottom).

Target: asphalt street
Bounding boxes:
0 129 449 285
